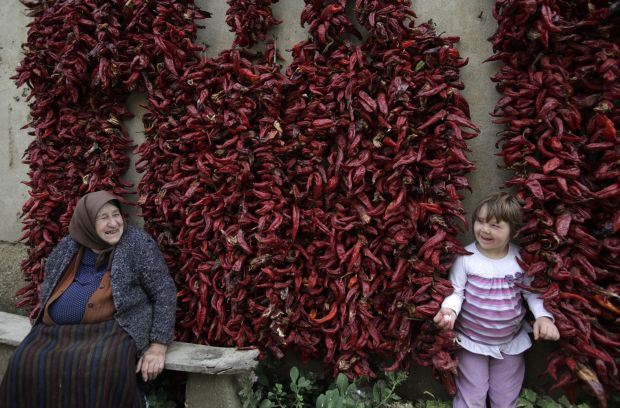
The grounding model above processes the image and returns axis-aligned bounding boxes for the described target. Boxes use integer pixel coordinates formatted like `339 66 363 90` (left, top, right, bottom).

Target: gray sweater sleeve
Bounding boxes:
135 233 177 345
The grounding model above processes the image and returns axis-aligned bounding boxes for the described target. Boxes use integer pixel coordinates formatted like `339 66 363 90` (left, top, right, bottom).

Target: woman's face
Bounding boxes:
95 202 124 246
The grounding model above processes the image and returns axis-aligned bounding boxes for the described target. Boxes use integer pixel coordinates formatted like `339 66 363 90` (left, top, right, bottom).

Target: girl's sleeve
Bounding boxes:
522 275 554 320
441 256 467 315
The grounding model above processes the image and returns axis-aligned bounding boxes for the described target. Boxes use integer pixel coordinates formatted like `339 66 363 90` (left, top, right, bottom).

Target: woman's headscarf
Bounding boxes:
68 190 125 269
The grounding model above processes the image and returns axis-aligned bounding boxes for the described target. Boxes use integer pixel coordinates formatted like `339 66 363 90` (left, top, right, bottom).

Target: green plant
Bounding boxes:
517 388 591 408
289 366 315 407
239 366 316 408
315 371 408 408
239 372 263 408
315 373 364 408
371 372 408 407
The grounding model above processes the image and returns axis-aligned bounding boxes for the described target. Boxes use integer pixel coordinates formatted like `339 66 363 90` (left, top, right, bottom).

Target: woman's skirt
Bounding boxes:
0 319 144 408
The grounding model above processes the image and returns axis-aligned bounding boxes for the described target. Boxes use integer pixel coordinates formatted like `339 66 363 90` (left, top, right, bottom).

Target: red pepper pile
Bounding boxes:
136 44 294 351
135 0 477 383
226 0 281 48
281 0 478 384
489 1 619 405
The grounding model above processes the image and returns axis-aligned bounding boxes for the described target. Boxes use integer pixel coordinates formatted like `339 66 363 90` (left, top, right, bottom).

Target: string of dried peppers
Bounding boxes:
13 0 150 313
277 0 478 384
489 1 619 405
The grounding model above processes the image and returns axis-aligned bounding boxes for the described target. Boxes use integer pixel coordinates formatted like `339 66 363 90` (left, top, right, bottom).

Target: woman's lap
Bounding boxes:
0 320 144 408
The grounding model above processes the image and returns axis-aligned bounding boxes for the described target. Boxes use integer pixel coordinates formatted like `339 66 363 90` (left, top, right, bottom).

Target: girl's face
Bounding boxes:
473 204 511 259
95 202 124 246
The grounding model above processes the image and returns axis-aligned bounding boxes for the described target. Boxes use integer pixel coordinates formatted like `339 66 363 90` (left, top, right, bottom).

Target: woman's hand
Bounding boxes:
136 343 167 382
533 317 560 341
433 308 457 330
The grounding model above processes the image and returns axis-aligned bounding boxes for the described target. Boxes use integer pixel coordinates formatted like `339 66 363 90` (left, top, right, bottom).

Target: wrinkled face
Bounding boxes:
95 202 124 246
473 204 511 258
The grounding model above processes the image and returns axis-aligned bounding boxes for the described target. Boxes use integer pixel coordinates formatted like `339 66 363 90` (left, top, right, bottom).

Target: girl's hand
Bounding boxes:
136 343 167 382
533 317 560 341
433 308 457 330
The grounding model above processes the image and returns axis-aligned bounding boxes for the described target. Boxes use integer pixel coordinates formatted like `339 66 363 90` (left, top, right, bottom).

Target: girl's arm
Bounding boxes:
522 276 560 341
433 256 466 330
441 255 467 315
522 275 553 321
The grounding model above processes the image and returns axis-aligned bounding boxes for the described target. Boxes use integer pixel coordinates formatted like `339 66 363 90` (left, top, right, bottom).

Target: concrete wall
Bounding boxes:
0 0 547 397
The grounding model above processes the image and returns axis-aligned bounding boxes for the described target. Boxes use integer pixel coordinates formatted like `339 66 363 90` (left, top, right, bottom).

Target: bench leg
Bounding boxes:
185 373 242 408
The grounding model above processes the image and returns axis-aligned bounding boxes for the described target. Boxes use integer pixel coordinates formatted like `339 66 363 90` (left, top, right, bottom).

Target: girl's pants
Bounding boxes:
453 348 524 408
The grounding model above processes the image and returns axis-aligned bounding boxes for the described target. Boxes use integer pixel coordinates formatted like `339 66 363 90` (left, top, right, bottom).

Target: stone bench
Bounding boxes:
0 311 259 407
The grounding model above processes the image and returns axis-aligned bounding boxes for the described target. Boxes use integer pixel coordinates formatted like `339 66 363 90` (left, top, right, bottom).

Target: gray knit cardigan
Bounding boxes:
36 225 176 353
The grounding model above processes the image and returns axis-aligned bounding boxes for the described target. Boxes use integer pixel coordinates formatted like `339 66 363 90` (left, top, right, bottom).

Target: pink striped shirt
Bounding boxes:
441 242 553 358
457 274 525 345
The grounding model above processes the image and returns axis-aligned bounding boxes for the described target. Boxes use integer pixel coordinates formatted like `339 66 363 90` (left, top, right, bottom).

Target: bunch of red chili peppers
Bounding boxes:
226 0 281 48
489 1 619 405
13 0 156 313
136 44 295 353
274 0 477 384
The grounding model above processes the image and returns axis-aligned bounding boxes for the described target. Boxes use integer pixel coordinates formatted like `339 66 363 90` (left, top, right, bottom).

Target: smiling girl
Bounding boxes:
433 192 560 408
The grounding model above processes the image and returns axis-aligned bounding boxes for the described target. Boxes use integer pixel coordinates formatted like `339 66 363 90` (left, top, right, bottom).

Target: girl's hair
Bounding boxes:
472 192 523 238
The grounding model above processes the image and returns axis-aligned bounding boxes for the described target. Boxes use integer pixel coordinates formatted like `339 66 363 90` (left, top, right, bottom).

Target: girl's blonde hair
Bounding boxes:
472 192 523 238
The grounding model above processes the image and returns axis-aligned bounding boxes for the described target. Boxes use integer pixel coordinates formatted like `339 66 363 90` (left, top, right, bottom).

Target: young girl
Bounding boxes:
433 192 560 408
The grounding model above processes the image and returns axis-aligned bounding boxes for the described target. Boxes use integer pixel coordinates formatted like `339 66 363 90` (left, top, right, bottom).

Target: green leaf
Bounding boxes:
298 377 312 390
372 385 380 402
538 395 563 408
517 400 534 408
290 367 300 384
521 389 538 403
415 60 426 72
259 400 272 408
336 374 349 395
557 395 572 408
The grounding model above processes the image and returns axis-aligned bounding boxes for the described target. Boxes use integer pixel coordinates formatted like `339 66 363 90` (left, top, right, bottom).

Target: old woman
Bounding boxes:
0 190 176 407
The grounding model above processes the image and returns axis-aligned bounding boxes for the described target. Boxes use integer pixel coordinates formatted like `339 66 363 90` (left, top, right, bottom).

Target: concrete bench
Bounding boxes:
0 311 259 407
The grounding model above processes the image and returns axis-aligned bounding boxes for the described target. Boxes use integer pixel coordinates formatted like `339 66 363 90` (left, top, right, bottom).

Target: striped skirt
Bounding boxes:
0 319 144 408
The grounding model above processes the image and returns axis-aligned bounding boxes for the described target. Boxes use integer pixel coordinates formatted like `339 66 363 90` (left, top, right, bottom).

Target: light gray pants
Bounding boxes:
453 349 525 408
